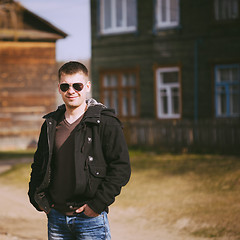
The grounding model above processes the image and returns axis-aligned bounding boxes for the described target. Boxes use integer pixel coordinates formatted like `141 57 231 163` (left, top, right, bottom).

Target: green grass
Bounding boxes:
0 150 34 160
1 150 240 239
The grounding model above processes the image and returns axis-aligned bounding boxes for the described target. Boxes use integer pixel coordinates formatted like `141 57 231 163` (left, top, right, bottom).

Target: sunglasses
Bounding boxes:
60 83 85 92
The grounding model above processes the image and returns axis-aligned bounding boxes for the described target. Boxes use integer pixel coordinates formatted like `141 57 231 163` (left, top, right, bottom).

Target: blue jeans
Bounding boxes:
47 209 111 240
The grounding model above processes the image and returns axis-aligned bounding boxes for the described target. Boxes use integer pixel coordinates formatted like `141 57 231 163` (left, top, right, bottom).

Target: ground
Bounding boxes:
0 158 209 240
0 183 208 240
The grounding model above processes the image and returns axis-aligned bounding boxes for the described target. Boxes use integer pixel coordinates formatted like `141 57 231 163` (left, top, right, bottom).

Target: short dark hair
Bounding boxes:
58 61 88 80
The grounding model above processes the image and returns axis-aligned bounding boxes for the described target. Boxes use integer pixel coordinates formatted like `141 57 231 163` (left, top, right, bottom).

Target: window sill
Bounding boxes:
100 29 137 36
157 115 181 120
155 24 181 30
153 25 182 35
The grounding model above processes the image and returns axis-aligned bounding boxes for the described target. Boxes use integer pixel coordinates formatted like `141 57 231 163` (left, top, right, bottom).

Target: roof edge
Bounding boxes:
15 1 68 38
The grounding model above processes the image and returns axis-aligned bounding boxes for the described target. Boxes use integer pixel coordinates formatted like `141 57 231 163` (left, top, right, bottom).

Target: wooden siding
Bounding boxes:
0 42 56 64
123 119 240 154
0 42 58 150
0 1 66 150
91 0 240 120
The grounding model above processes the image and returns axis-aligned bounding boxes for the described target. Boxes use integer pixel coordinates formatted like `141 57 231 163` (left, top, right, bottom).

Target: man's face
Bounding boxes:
58 72 91 109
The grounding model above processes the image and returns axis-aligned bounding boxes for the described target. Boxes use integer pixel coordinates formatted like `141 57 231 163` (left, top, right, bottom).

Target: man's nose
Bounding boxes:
67 86 76 93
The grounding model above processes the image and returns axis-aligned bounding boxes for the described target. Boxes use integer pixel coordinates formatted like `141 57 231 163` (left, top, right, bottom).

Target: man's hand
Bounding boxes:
76 204 99 217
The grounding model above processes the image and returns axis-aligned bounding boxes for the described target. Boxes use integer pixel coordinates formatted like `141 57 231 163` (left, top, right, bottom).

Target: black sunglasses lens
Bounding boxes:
73 83 84 91
60 83 69 92
60 83 84 92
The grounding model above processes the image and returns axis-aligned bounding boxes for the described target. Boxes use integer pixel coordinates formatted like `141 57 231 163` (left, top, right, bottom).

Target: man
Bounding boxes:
28 61 131 240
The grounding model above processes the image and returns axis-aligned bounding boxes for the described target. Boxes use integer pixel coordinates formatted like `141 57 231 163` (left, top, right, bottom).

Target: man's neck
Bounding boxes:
65 102 87 124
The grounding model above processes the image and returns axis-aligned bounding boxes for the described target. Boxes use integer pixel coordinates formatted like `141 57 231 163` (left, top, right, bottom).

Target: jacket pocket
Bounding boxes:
89 165 106 178
34 191 51 214
85 165 106 197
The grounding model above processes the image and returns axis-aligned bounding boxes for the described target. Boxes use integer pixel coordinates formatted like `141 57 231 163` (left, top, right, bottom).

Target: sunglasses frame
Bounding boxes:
59 82 86 92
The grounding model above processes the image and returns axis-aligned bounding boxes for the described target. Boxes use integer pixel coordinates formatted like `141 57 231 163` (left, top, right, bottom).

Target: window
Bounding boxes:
101 70 139 118
214 0 239 20
100 0 137 34
156 67 181 119
155 0 180 28
215 64 240 117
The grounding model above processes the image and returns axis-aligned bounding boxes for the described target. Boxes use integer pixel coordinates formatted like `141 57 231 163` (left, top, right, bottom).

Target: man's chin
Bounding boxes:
65 101 84 109
67 104 80 109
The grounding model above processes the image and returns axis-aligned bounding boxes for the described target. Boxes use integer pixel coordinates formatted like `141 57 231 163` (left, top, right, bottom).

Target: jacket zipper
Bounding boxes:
46 119 54 186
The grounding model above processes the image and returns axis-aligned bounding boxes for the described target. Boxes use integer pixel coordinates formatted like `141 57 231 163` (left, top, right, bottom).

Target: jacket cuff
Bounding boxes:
30 198 43 212
87 199 107 214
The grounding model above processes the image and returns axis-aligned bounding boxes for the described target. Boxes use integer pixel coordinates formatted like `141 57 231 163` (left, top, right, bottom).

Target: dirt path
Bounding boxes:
0 160 206 240
0 184 209 240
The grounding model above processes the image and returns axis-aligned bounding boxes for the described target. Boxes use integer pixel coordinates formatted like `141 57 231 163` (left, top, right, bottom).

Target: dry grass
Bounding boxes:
1 150 240 239
116 151 240 239
0 150 33 187
0 163 31 188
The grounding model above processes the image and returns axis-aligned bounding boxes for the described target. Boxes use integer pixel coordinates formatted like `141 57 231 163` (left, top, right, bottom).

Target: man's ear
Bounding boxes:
58 83 61 94
86 81 91 93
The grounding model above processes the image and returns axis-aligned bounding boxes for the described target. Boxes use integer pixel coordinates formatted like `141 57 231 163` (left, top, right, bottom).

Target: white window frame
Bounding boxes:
156 67 181 119
156 0 180 29
214 0 239 20
100 0 137 35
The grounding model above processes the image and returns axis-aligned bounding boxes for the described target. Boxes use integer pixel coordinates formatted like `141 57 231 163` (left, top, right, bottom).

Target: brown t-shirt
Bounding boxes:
49 114 83 213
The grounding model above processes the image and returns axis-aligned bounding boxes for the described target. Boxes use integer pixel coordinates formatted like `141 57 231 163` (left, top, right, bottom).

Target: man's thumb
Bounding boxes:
75 204 86 213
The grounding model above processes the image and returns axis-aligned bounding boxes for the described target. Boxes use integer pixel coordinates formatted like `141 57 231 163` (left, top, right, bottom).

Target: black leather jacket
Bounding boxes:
28 99 131 214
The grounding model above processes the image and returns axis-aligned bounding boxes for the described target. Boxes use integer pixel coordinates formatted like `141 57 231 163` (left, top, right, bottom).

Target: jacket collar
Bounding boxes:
43 98 115 125
43 104 65 122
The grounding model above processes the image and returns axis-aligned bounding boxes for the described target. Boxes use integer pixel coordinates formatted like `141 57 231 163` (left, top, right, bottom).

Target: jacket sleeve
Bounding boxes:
87 116 131 213
28 121 48 211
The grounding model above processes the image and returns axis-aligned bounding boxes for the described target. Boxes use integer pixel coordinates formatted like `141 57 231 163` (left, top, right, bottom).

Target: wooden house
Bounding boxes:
90 0 240 152
0 0 67 149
